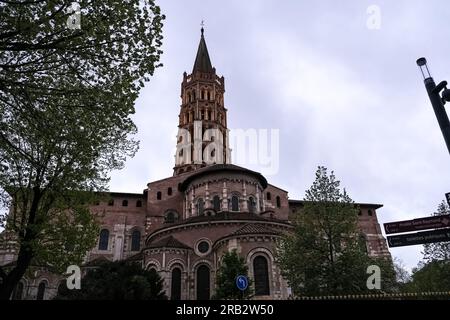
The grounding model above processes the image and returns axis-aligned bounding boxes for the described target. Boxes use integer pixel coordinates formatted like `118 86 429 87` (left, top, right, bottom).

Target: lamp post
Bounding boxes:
416 57 450 155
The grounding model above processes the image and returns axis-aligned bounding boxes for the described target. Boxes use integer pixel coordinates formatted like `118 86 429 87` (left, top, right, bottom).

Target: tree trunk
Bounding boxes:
0 187 41 300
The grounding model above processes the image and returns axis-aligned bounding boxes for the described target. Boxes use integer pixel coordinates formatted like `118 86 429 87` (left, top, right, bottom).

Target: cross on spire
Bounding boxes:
201 20 205 35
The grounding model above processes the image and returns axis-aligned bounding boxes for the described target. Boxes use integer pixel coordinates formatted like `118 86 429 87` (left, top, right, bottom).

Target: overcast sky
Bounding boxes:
108 0 450 271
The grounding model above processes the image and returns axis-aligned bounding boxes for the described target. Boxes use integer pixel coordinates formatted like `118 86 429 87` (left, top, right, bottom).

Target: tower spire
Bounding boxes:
193 22 213 73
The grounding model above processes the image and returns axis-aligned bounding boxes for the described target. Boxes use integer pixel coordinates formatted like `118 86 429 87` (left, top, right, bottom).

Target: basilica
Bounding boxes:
0 29 391 300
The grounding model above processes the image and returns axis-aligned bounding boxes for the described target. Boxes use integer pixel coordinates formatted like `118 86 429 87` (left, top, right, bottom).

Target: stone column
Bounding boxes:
205 182 211 208
242 181 248 211
222 181 228 211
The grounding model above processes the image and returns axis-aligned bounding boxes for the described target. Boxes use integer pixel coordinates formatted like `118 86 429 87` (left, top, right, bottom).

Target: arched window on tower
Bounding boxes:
231 195 239 212
98 229 109 250
131 230 141 251
36 281 47 300
253 256 270 296
208 110 212 120
359 234 369 254
248 197 256 213
192 90 196 100
197 198 205 216
201 90 205 100
12 282 24 300
213 195 221 212
207 91 211 100
276 196 281 208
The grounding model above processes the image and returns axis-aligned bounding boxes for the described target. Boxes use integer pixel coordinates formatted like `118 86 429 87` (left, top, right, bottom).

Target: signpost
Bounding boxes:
384 215 450 234
384 196 450 248
446 192 450 207
236 275 248 291
387 228 450 248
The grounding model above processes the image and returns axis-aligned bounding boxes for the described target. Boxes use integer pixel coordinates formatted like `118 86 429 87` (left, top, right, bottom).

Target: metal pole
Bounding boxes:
423 77 450 155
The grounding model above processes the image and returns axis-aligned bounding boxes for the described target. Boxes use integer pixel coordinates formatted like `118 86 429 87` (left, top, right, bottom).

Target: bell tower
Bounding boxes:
174 28 231 176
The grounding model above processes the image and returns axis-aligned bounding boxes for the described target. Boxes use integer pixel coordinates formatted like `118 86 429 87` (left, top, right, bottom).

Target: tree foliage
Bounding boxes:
0 0 165 299
406 260 450 294
54 261 167 300
277 166 397 296
214 249 253 300
422 201 450 262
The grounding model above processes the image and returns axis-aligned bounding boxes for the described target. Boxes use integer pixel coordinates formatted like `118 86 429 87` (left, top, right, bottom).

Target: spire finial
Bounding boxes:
200 20 204 35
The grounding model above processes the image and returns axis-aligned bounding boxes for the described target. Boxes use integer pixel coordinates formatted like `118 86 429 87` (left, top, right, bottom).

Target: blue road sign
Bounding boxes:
236 275 248 291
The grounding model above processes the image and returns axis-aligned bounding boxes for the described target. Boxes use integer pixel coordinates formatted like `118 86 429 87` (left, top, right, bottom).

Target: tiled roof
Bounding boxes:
231 223 280 236
178 164 268 191
83 256 110 266
125 252 143 262
147 235 191 250
180 211 284 224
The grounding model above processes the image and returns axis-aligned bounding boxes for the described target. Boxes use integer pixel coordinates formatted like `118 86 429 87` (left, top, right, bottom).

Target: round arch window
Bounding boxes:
195 239 212 256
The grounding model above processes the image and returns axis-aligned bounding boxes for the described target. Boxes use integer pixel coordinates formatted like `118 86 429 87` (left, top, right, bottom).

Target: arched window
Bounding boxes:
266 192 271 201
196 265 210 300
192 90 196 100
208 111 212 120
122 200 128 207
276 196 281 208
253 256 270 296
359 234 368 254
136 200 142 207
201 90 205 100
131 230 141 251
165 211 178 223
36 281 46 300
248 197 256 213
157 191 162 200
368 209 373 216
98 229 109 250
171 267 182 300
57 281 66 296
231 195 239 212
168 187 172 196
187 93 191 103
207 91 211 100
13 282 24 300
213 196 221 212
197 198 205 216
108 199 114 206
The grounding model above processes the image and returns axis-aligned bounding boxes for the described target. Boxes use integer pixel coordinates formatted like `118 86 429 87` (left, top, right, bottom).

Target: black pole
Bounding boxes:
423 77 450 155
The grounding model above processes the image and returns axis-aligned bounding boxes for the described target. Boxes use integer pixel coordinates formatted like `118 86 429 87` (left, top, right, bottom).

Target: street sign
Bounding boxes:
384 215 450 234
446 192 450 207
236 275 248 291
387 228 450 248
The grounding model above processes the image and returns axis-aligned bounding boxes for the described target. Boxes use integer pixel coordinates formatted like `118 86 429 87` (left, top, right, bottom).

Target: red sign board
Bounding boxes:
384 215 450 234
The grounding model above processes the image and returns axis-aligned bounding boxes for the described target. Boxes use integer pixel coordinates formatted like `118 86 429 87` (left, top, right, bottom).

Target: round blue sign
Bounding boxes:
235 275 248 291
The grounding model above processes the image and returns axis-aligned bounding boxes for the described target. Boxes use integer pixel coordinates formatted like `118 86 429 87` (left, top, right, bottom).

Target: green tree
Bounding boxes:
54 261 167 300
407 260 450 294
277 166 396 296
214 250 253 299
422 201 450 262
0 1 164 299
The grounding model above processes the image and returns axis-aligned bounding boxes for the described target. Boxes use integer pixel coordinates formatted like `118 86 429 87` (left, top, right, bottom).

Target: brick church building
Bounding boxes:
0 29 391 300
